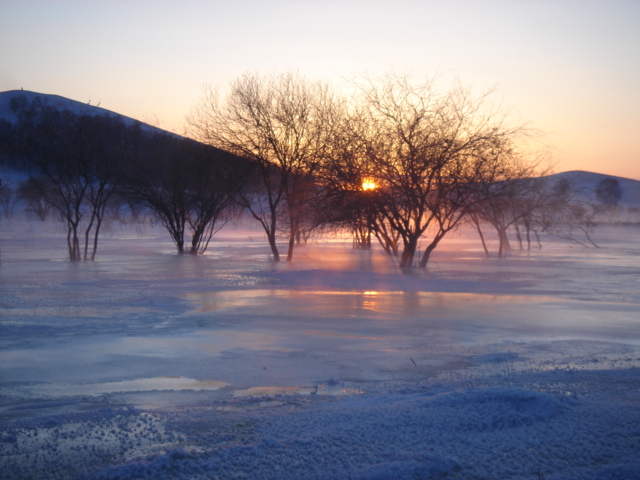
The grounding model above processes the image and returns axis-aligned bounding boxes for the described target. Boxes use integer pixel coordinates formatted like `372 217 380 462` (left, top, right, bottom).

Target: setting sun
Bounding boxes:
362 179 377 191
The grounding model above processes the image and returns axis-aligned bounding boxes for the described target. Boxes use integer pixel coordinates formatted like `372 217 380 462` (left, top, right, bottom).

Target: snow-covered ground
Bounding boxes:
1 219 639 479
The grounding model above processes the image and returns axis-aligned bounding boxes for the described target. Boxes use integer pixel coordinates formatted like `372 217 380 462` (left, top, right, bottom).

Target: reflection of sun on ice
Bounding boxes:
363 291 379 310
362 179 377 191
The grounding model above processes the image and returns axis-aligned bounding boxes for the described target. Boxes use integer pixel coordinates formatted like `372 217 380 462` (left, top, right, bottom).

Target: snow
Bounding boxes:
0 90 167 135
1 218 640 479
546 170 640 206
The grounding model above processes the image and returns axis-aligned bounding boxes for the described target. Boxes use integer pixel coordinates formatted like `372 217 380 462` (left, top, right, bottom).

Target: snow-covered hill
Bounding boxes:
0 89 166 135
545 170 640 208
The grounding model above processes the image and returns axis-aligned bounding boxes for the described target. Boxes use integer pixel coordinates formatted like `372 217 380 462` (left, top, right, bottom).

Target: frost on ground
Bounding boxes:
2 371 639 480
1 221 639 479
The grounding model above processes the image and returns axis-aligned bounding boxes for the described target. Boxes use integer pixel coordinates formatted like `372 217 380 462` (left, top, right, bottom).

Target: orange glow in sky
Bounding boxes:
1 1 638 179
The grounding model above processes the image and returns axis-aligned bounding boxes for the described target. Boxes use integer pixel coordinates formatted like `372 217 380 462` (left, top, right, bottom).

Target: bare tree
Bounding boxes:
17 177 52 221
539 177 599 248
468 155 551 258
78 114 135 260
320 98 412 256
126 133 243 255
0 178 18 219
9 96 138 260
15 106 92 261
474 174 601 252
344 73 530 268
595 177 623 209
189 71 342 262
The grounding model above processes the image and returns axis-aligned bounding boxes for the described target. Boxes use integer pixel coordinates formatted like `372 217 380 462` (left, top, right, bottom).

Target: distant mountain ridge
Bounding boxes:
0 89 167 136
544 170 640 208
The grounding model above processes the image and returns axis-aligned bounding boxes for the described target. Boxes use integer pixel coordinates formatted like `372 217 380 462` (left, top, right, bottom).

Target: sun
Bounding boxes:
362 179 377 191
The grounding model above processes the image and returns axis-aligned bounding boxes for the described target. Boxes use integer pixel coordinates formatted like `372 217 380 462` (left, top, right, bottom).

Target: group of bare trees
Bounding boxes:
2 71 617 266
125 133 246 255
189 72 557 267
468 172 627 257
2 95 246 260
189 72 341 262
4 99 136 260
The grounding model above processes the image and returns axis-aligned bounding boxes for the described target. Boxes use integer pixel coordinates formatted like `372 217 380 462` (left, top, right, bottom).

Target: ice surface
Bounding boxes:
1 377 228 399
1 220 639 479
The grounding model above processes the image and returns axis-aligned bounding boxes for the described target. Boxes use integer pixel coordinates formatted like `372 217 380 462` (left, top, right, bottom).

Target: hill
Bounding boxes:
545 170 640 208
0 89 186 179
0 89 166 135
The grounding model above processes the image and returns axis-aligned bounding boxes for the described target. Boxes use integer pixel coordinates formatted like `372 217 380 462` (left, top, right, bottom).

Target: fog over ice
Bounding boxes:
1 220 639 479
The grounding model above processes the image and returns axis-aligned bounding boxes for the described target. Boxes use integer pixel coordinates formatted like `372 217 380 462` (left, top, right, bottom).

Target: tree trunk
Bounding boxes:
71 228 81 262
534 230 542 250
189 238 200 255
286 231 295 262
514 222 523 249
472 217 490 258
173 230 185 254
167 217 186 254
399 237 418 268
419 243 437 268
419 232 446 268
268 231 280 261
497 228 511 259
268 207 281 262
83 212 96 261
190 226 204 255
66 218 82 262
67 227 74 261
582 229 600 248
90 214 103 261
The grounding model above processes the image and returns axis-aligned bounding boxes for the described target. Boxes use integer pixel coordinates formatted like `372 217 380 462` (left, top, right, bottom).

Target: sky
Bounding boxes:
1 0 639 179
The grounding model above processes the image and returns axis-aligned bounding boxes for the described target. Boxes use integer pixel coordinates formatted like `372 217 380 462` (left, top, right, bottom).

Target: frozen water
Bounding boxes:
1 220 639 479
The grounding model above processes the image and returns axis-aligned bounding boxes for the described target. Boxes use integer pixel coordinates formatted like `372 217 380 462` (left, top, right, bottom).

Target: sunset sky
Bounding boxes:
1 0 638 179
